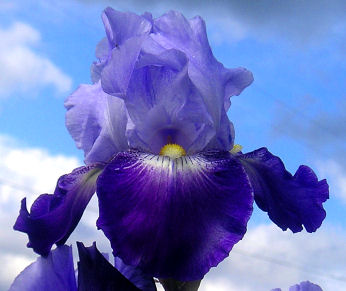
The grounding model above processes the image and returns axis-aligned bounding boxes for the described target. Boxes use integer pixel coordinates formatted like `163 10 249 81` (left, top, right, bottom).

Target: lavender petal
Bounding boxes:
65 82 128 164
9 245 77 291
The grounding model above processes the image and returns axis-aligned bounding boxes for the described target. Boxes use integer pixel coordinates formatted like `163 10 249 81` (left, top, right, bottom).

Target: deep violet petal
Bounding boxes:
77 242 142 291
96 150 253 280
13 165 103 256
114 257 157 291
239 147 329 233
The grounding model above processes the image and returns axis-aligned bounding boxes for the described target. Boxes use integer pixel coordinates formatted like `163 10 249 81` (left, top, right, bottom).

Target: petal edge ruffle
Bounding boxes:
14 165 103 256
239 147 329 233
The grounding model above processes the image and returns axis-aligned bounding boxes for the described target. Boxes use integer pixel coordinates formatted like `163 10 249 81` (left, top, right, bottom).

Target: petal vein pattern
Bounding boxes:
96 150 253 280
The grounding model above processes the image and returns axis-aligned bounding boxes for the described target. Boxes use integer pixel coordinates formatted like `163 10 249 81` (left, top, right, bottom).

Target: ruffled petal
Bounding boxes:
152 11 253 107
102 8 152 49
239 148 329 233
9 245 77 291
100 8 152 97
150 11 217 79
65 82 128 164
101 36 148 97
13 165 103 256
92 8 152 84
99 10 253 153
77 242 142 291
124 49 214 154
151 11 253 149
97 150 253 280
223 67 254 111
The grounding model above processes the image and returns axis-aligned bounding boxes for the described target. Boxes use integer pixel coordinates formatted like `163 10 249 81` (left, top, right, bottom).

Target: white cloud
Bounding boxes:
200 224 346 291
0 135 80 207
0 254 32 286
0 22 72 97
0 135 81 290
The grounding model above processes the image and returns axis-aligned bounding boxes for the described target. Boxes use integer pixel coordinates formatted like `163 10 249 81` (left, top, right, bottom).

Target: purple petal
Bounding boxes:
152 11 253 107
100 8 152 97
222 67 254 111
91 37 110 83
114 257 157 291
239 148 329 233
151 11 215 70
9 245 77 291
13 165 103 256
77 242 142 291
101 35 148 97
151 11 253 148
96 150 253 280
99 10 252 153
289 281 323 291
92 8 152 85
91 61 106 84
65 82 128 164
204 110 235 151
124 49 215 154
142 12 153 23
102 8 152 49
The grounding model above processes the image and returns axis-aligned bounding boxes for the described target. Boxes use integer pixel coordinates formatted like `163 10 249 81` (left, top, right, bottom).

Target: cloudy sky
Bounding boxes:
0 0 345 290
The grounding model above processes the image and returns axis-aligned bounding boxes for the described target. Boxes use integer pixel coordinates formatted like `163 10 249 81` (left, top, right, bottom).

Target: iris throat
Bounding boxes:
230 144 243 154
159 143 186 159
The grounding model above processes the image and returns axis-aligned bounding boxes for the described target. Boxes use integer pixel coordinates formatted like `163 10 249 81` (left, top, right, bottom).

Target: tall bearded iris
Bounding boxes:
14 8 328 283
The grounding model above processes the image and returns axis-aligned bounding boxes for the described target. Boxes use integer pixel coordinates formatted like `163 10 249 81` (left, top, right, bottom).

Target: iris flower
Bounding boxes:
10 245 323 291
14 8 328 283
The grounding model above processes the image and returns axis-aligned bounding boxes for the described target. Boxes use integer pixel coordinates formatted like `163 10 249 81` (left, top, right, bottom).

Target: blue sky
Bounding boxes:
0 0 345 290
